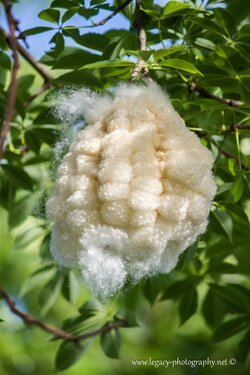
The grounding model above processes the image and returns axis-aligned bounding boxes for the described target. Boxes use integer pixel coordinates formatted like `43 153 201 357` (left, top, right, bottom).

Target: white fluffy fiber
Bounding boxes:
46 83 216 297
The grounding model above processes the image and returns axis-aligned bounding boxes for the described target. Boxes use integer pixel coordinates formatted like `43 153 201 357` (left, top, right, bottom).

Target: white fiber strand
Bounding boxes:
46 83 216 297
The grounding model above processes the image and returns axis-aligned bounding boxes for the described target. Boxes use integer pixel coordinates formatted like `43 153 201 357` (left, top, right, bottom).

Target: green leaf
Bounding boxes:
55 70 101 87
161 277 198 300
216 182 233 196
18 27 54 38
194 37 215 50
100 329 121 359
178 287 198 325
62 8 79 23
81 60 135 69
24 130 42 153
228 176 244 203
25 125 59 151
38 8 61 24
55 341 87 371
17 75 35 92
50 32 65 57
211 207 233 242
213 316 249 342
12 226 43 251
0 51 12 70
73 33 109 52
192 17 224 37
162 1 191 17
1 165 34 191
238 329 250 363
0 33 8 50
213 8 236 37
39 275 64 315
153 46 186 60
157 59 202 75
53 50 101 69
39 232 51 259
210 284 250 313
77 7 99 19
91 0 106 5
202 288 225 328
8 194 37 228
51 0 79 8
126 50 153 62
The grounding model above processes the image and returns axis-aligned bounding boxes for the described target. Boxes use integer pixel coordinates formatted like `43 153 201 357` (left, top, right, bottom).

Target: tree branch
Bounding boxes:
189 81 243 107
0 286 128 342
0 0 20 160
220 149 249 171
0 26 53 84
130 0 150 81
92 0 133 26
23 82 51 106
229 124 250 131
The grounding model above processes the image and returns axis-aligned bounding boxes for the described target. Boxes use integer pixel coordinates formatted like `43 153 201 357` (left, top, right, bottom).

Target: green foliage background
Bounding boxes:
0 0 250 374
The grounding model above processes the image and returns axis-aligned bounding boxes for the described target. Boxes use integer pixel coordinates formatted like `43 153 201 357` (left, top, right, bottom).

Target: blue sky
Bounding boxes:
0 0 135 58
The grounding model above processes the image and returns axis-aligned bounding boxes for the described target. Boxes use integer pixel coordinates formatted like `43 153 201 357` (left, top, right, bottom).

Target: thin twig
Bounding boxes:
92 0 133 26
229 124 250 131
220 149 249 171
189 81 243 107
0 286 128 342
24 82 51 106
0 0 20 160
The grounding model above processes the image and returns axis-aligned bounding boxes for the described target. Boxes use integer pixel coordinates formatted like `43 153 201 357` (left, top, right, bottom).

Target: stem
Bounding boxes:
130 0 151 81
189 81 243 107
0 0 20 160
0 286 128 342
91 0 133 26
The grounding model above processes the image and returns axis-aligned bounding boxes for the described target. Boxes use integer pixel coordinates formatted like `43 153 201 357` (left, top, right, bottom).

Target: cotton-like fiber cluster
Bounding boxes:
46 83 216 297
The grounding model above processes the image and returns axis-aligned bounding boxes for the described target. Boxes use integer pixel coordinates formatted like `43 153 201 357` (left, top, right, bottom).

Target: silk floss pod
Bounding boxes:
46 83 216 298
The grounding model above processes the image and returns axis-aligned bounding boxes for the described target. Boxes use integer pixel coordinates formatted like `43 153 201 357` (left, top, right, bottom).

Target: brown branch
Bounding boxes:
189 81 243 107
24 82 51 106
0 286 128 342
130 0 151 81
229 124 250 132
220 149 249 171
0 0 20 160
92 0 133 26
0 26 53 84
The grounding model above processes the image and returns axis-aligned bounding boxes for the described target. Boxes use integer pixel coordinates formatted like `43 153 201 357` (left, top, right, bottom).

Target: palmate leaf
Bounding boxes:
162 1 192 17
178 287 198 325
211 207 233 242
100 329 121 359
212 316 249 342
152 59 203 76
38 8 61 24
81 60 135 69
153 46 186 60
55 341 88 371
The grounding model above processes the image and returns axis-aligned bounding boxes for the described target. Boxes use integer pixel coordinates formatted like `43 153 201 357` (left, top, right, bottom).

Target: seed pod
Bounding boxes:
46 83 216 297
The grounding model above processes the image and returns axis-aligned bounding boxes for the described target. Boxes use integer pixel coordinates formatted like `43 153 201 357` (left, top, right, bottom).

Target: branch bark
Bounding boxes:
0 0 20 160
189 81 243 107
0 286 127 342
130 0 151 81
0 26 53 84
92 0 133 26
220 149 249 171
229 124 250 131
